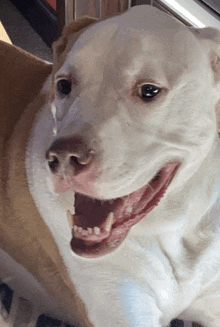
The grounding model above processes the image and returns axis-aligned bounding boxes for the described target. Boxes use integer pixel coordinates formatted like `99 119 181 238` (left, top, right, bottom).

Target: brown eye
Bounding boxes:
138 84 160 99
57 79 72 95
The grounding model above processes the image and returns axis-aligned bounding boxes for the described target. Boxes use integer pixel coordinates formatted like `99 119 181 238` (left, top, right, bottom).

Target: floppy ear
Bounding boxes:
191 27 220 132
52 16 98 70
50 16 98 102
191 27 220 83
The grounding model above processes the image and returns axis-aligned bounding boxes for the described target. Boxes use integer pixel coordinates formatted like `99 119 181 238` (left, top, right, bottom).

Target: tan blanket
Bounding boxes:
0 40 92 326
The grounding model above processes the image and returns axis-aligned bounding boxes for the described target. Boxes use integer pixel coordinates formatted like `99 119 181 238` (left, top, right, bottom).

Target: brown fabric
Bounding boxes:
0 41 51 142
0 40 92 326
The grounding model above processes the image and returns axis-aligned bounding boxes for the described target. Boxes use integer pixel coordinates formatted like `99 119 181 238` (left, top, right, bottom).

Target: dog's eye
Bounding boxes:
57 79 72 95
138 84 160 99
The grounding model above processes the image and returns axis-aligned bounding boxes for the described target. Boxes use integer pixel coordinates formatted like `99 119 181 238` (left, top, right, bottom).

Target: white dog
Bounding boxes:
3 4 220 327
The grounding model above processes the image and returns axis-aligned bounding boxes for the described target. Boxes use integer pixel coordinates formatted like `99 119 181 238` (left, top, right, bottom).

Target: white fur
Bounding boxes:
26 5 220 327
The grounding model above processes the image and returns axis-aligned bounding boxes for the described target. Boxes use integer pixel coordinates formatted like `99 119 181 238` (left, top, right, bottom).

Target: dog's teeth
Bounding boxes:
94 227 100 235
67 210 74 228
71 213 113 236
127 206 132 213
102 212 114 232
72 214 77 225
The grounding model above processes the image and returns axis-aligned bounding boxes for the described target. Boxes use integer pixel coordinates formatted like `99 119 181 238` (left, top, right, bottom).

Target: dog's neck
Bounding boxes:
157 135 220 283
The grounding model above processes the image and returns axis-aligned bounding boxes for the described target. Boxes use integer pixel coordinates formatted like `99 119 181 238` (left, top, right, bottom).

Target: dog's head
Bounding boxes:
39 6 220 257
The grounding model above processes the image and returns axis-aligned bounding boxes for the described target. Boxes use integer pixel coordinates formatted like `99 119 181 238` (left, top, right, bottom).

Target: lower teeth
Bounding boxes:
66 211 114 234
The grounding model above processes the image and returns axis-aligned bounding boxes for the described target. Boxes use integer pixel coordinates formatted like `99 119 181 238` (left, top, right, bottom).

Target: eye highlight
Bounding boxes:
57 79 72 95
138 84 160 99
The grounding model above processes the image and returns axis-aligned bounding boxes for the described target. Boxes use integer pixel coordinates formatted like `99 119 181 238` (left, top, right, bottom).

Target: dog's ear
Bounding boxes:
191 27 220 83
192 27 220 132
52 16 98 69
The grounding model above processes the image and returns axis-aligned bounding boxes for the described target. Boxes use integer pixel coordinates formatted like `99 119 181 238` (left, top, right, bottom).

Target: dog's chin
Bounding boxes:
69 162 180 258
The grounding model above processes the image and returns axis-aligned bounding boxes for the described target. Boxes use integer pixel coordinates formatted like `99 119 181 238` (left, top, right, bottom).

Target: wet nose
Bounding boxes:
45 137 94 175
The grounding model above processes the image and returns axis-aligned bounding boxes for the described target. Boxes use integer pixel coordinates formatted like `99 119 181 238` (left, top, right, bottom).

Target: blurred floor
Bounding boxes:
0 0 53 61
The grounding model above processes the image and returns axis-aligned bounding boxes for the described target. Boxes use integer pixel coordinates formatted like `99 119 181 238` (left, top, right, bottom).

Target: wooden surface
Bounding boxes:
73 0 128 19
101 0 128 16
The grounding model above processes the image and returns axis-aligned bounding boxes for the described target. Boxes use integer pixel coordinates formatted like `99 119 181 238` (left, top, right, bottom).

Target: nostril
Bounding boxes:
70 155 80 166
48 154 59 172
46 138 95 175
69 150 95 167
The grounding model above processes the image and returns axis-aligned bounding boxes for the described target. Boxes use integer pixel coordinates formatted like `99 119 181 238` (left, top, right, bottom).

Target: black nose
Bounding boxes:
45 137 94 174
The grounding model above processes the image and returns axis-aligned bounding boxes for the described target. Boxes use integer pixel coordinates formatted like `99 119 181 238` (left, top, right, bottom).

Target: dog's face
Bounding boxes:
28 6 220 258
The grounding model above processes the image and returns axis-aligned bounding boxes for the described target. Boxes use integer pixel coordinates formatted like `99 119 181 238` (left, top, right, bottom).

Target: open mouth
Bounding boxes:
68 162 179 258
